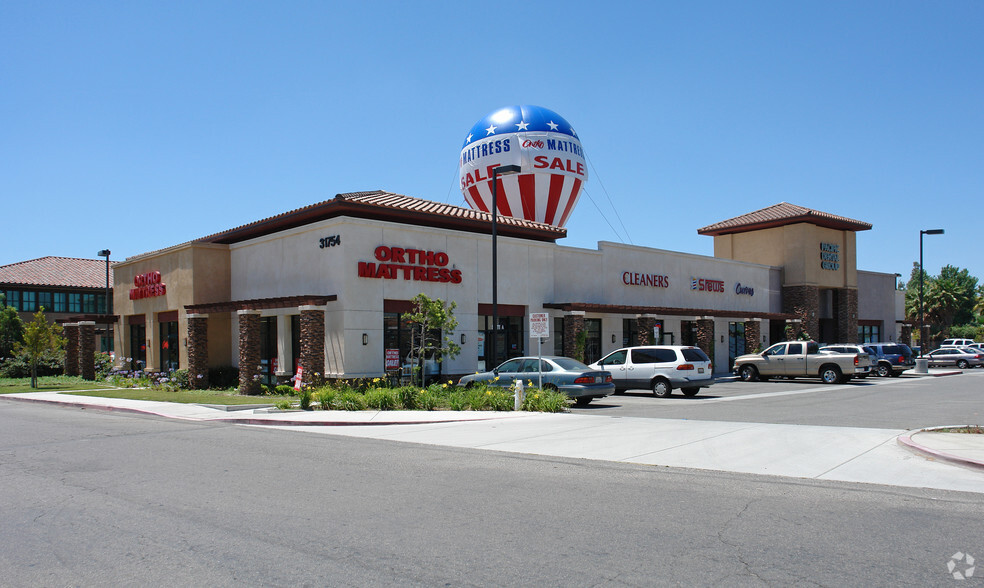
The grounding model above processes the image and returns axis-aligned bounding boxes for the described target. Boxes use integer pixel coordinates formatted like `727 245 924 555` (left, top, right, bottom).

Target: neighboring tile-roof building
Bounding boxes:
697 202 872 236
0 256 113 289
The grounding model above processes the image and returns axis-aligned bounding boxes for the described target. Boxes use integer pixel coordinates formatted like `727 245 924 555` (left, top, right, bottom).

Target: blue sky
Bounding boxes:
2 1 981 283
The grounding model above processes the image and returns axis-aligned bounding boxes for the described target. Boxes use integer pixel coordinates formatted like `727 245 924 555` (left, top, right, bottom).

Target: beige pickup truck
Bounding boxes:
733 341 871 384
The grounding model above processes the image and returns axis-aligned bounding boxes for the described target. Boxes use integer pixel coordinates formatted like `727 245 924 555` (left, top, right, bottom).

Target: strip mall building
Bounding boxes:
111 192 904 390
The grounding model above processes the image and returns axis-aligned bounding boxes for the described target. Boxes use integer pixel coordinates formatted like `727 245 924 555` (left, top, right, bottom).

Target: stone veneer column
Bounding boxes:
299 306 325 387
562 312 585 361
186 314 209 389
744 319 761 353
238 310 262 395
78 321 96 381
63 323 80 377
636 315 657 346
836 288 859 343
696 318 715 360
782 285 820 340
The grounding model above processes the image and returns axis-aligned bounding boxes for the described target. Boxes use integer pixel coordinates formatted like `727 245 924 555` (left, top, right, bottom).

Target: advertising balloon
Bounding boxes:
459 105 587 227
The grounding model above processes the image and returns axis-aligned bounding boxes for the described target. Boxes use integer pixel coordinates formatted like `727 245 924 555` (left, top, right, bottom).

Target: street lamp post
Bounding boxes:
918 229 943 356
490 164 522 369
97 249 111 353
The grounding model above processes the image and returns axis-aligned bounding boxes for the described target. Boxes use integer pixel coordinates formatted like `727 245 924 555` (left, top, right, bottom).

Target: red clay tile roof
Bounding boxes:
194 190 566 245
0 257 114 289
697 202 872 236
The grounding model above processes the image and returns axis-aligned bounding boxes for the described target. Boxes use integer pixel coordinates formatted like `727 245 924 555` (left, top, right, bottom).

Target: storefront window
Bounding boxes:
385 312 443 378
681 321 698 347
259 317 278 386
858 324 880 343
553 317 564 356
290 315 300 375
480 315 522 369
159 320 179 372
584 318 602 364
130 323 146 370
728 322 746 371
623 319 638 347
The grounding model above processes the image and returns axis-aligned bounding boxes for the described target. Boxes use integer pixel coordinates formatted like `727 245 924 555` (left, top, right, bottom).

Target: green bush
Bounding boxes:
298 387 313 410
522 388 570 413
274 398 294 410
314 387 336 410
365 388 397 410
170 369 190 389
94 352 114 378
397 386 420 409
0 348 64 378
418 389 440 411
333 390 367 411
275 384 295 396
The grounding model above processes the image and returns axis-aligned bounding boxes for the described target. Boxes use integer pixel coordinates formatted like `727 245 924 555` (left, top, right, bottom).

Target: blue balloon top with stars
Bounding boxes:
462 105 578 148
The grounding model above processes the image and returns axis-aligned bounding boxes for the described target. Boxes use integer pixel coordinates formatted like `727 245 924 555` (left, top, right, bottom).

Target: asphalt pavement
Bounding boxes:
4 372 982 495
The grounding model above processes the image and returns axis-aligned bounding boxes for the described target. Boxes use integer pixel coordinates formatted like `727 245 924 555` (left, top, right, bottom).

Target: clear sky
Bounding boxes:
2 1 981 283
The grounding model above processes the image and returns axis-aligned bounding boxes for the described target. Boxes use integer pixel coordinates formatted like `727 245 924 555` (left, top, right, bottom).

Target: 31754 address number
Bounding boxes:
319 235 341 249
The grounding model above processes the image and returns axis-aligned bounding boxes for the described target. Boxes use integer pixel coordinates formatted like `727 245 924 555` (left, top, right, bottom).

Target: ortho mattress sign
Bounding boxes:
358 245 463 284
129 271 166 300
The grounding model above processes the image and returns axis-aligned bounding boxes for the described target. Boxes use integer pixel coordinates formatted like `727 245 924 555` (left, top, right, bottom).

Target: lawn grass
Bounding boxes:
0 376 115 394
61 387 289 405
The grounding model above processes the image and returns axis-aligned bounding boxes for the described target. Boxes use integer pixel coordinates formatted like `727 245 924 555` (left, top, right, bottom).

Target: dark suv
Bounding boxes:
864 343 915 377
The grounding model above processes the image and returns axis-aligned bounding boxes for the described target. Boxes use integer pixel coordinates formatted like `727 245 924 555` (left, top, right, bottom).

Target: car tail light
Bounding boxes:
573 376 594 384
854 355 859 365
677 363 695 371
605 375 613 383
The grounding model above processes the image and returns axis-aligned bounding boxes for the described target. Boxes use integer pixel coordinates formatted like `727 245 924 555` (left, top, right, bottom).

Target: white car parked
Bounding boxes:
589 345 714 397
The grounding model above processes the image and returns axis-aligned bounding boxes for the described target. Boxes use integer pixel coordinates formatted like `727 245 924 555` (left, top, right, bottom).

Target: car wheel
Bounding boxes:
957 360 969 369
681 387 699 397
820 365 842 385
739 365 758 382
889 369 902 377
876 363 891 378
574 397 592 407
652 378 672 397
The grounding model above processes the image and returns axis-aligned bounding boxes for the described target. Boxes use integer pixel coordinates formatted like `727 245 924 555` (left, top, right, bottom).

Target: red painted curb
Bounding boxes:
897 426 984 472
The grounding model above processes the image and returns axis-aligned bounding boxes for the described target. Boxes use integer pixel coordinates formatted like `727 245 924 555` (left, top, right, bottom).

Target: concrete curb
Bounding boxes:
897 425 984 472
0 393 532 427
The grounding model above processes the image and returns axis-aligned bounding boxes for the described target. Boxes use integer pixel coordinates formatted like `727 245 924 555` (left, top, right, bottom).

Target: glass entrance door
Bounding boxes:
728 321 746 371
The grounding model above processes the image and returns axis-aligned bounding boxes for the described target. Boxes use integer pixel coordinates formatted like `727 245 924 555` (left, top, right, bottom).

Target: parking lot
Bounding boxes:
569 369 984 430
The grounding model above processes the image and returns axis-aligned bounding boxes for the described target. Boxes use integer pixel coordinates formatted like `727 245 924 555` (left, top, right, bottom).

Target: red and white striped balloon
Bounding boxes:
459 105 587 227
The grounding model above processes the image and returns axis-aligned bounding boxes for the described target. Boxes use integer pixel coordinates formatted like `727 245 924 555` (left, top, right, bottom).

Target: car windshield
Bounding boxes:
552 357 590 371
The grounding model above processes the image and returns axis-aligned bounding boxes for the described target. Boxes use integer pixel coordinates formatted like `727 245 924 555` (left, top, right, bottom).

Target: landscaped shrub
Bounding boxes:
170 369 190 389
274 398 294 410
418 389 440 411
0 349 64 378
522 388 571 413
313 387 336 410
297 386 313 410
397 386 420 409
333 390 367 411
275 384 295 396
364 388 397 410
94 352 115 378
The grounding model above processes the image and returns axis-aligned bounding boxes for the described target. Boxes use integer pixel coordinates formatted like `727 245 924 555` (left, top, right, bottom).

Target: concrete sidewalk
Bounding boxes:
4 390 982 494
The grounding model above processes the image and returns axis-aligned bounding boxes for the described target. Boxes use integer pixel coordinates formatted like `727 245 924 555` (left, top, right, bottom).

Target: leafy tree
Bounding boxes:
404 293 460 386
923 265 978 333
903 261 933 322
0 293 24 359
15 308 66 389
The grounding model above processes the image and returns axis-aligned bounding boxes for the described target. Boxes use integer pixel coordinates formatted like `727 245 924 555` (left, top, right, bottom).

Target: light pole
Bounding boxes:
97 249 111 353
490 164 522 369
918 229 943 356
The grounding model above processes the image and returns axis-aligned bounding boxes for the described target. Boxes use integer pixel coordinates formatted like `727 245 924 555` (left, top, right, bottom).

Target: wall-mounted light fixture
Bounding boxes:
611 334 616 343
362 333 368 346
461 333 466 345
720 335 725 343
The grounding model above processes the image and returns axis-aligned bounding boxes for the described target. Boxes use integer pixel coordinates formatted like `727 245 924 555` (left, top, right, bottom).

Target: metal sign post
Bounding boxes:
529 313 550 391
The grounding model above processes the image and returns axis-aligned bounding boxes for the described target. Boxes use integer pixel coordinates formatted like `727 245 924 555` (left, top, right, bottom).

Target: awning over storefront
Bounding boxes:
543 302 795 321
184 295 336 314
